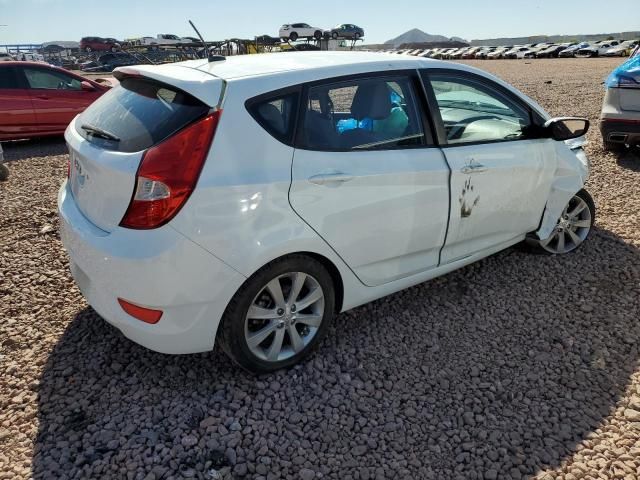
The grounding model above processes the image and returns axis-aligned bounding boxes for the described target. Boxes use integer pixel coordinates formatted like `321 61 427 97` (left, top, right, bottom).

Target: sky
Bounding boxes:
0 0 637 45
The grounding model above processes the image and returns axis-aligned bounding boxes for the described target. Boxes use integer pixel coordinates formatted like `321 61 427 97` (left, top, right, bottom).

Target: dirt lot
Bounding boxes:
1 57 639 480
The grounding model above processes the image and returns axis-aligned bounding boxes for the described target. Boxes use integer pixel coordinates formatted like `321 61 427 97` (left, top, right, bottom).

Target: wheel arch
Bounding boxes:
244 251 345 314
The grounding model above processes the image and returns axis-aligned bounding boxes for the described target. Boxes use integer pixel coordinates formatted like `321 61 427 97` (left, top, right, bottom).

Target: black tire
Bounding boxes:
354 33 360 40
527 189 595 254
218 254 335 373
85 47 92 52
604 140 627 153
289 32 298 42
314 30 322 40
110 46 117 52
332 32 338 40
0 163 8 182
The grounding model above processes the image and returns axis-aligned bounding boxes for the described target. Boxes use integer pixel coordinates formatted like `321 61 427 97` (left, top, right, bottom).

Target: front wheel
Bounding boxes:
532 189 595 254
314 30 322 40
332 32 338 40
354 32 360 40
218 255 335 373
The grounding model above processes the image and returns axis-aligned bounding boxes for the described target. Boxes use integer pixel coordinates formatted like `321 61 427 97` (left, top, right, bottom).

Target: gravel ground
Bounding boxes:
1 57 639 480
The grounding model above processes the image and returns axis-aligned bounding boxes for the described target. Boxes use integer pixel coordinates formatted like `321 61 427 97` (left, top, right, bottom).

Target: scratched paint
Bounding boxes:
459 178 480 218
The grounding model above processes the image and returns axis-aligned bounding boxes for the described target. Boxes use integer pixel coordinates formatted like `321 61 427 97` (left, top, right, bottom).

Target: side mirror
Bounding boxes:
544 117 590 141
81 80 96 92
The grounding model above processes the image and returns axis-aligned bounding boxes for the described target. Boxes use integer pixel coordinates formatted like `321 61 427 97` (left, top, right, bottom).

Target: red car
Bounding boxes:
0 62 110 141
80 37 121 52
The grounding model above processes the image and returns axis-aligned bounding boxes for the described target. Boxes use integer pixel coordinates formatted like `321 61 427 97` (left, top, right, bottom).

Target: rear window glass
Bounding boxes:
75 77 209 152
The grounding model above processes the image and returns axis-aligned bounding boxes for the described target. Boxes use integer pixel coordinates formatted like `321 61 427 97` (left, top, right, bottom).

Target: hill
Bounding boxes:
384 29 461 47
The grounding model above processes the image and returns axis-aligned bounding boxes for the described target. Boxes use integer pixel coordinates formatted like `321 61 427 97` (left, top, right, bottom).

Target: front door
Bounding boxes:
422 70 556 264
20 66 95 134
290 73 450 287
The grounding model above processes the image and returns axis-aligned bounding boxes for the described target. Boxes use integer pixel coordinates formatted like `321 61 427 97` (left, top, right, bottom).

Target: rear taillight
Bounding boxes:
120 110 221 229
118 298 163 324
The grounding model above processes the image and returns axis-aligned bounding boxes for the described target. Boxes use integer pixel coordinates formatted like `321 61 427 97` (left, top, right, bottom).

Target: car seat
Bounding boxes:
340 82 392 149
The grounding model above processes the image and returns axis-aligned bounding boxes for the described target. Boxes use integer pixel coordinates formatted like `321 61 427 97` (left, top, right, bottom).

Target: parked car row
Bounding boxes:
385 39 639 60
279 23 364 41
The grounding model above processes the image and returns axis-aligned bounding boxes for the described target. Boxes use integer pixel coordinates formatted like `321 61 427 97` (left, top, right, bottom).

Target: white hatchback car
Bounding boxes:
279 23 324 42
58 52 594 372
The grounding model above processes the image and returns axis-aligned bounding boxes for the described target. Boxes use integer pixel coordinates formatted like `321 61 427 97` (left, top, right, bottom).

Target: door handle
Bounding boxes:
460 163 488 174
308 172 354 186
35 94 50 100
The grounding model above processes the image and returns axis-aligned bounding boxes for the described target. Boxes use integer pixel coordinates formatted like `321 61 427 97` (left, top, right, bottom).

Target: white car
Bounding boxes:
603 40 638 57
0 52 15 62
58 52 594 372
577 42 617 57
279 23 324 41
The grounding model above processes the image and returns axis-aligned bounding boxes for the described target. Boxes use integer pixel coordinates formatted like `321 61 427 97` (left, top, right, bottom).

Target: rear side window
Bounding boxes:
247 92 299 145
76 77 209 152
0 67 20 89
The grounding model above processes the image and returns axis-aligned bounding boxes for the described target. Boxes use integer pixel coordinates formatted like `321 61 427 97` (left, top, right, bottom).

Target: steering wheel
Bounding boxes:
448 115 501 140
57 81 66 90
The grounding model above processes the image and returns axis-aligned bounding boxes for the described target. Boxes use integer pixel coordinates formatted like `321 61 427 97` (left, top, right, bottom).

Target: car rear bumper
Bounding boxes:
58 180 246 354
600 118 640 145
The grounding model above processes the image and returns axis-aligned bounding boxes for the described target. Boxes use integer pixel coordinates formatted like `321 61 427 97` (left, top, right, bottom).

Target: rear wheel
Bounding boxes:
289 32 298 42
218 255 335 373
532 189 595 254
332 32 339 40
354 32 360 40
85 47 92 52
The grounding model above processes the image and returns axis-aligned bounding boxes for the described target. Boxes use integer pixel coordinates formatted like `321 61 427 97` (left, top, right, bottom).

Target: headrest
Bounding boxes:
350 82 392 120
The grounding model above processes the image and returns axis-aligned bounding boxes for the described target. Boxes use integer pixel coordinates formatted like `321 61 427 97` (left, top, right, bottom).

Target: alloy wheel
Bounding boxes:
539 194 592 254
244 272 324 362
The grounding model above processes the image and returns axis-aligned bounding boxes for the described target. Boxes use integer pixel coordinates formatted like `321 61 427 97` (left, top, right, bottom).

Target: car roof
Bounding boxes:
189 51 444 80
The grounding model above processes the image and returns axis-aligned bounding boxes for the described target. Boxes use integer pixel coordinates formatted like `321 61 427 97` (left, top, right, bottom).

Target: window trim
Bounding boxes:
420 68 546 148
293 69 436 152
244 85 302 147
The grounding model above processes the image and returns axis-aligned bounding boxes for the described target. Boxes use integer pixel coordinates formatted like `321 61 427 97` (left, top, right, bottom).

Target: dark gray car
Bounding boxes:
326 24 364 40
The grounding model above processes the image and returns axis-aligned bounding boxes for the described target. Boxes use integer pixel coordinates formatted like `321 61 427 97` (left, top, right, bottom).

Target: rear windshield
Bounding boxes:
75 77 209 152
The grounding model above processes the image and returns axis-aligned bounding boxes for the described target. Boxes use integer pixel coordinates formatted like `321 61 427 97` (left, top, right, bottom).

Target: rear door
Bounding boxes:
289 72 450 287
0 65 38 140
421 69 556 264
20 66 99 133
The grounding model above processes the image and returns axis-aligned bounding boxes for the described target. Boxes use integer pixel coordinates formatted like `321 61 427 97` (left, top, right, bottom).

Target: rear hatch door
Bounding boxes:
66 63 223 232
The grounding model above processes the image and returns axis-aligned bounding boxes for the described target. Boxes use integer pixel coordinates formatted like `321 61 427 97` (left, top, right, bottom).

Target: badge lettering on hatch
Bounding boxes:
74 156 88 187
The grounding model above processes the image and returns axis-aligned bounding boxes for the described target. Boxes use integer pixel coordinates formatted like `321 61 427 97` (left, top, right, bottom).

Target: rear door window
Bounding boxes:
298 76 425 151
75 77 209 152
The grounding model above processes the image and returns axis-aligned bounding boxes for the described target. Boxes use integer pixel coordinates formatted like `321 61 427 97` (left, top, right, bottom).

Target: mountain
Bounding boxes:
385 29 453 47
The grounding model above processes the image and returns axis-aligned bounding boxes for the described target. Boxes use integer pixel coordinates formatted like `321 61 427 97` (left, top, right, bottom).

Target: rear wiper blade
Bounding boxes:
80 123 120 141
